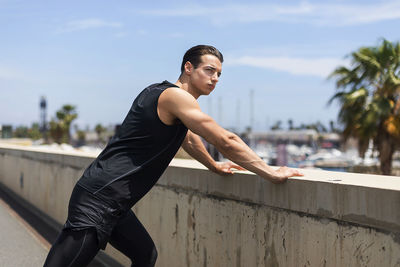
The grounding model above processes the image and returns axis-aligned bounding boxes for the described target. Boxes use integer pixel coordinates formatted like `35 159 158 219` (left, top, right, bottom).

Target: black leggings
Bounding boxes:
43 210 157 267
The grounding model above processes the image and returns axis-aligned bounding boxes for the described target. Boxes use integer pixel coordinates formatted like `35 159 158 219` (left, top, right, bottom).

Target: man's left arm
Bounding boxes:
181 130 244 175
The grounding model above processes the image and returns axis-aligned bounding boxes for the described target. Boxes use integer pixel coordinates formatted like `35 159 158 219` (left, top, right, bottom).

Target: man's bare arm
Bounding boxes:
182 130 217 171
182 130 244 175
159 88 303 183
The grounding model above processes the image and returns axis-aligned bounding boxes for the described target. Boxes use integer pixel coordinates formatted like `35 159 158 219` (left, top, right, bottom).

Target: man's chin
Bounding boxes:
203 90 212 96
206 86 215 94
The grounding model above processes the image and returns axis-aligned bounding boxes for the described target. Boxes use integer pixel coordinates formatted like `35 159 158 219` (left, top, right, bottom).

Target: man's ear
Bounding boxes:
184 61 193 75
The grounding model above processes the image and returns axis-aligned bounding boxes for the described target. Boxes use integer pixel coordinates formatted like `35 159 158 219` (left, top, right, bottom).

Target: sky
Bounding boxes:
1 0 400 132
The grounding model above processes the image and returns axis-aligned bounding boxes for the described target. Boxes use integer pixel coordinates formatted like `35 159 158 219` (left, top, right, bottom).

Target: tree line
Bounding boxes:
13 104 108 145
269 119 339 133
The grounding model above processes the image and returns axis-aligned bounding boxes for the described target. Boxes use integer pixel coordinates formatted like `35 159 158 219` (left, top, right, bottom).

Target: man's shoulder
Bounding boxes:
136 81 179 100
161 86 196 104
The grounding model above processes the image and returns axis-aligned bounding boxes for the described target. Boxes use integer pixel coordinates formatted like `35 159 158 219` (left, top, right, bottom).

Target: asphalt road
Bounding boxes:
0 197 49 266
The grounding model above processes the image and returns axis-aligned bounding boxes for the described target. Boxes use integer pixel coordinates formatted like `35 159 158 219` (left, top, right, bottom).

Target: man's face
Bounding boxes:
189 54 222 95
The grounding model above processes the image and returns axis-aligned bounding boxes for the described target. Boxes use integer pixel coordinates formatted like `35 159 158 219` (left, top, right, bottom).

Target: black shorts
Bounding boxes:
63 183 125 250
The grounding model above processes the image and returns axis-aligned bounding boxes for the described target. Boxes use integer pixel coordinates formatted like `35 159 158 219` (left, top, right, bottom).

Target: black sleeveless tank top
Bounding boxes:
77 80 188 210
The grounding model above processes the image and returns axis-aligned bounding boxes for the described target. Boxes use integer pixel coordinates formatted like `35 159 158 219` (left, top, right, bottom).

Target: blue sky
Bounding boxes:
1 0 399 132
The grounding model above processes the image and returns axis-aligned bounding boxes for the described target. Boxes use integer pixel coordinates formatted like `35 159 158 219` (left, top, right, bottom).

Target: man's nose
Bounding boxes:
211 73 219 82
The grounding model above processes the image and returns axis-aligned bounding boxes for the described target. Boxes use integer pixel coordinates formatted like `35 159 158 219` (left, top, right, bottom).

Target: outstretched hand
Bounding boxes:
270 166 304 184
213 161 246 176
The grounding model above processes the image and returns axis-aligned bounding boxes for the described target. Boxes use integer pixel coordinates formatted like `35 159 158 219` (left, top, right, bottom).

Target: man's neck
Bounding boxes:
175 78 200 99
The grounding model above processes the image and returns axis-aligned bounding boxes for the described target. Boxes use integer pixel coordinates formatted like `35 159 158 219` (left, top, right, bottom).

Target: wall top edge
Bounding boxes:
170 159 400 192
0 143 99 158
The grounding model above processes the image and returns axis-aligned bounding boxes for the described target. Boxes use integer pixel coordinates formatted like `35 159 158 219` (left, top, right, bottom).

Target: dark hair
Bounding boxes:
180 45 223 73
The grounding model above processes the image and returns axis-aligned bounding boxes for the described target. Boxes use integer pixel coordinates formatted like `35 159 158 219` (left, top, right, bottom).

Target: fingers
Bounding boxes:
214 164 234 176
292 170 304 176
226 162 246 171
288 169 304 177
235 165 246 170
231 165 246 170
275 166 304 178
220 166 233 173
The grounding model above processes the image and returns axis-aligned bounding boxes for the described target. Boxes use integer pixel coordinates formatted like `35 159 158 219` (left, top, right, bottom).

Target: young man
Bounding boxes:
43 45 303 267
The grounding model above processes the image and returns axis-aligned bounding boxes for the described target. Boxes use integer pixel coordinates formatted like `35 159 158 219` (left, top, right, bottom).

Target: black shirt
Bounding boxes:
77 80 188 211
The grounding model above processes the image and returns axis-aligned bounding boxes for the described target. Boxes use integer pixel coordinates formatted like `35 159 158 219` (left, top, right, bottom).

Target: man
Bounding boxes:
44 45 303 267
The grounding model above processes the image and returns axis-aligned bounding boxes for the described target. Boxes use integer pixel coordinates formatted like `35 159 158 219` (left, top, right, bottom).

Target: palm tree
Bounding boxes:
329 39 400 175
271 120 282 130
49 105 78 144
288 119 294 130
95 123 106 143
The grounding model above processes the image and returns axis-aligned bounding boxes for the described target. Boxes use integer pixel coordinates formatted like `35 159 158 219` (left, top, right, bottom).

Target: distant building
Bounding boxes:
1 125 13 139
249 129 319 148
318 132 341 149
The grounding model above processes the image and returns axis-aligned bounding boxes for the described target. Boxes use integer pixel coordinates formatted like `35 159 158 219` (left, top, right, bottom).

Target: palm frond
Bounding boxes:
353 49 381 71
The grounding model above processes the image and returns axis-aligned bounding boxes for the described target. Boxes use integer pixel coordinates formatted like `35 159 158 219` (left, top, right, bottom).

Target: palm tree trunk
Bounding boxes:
379 132 394 175
393 90 400 115
357 138 369 158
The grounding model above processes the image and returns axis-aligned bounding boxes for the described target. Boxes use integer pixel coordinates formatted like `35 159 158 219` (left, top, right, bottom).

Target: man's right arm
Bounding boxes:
159 87 303 183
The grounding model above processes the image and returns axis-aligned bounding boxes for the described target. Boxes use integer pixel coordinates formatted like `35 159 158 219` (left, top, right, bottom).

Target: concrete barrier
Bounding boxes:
0 143 399 267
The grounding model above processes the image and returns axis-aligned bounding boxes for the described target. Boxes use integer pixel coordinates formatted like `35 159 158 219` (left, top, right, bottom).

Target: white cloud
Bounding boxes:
58 18 122 33
139 1 400 26
311 1 400 26
227 56 347 77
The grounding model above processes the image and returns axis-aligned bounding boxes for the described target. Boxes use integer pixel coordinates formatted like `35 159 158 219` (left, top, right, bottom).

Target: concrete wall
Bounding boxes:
0 144 399 267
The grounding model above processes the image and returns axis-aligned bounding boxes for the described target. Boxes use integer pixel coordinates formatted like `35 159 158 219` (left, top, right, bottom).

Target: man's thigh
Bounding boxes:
44 228 99 267
108 210 157 265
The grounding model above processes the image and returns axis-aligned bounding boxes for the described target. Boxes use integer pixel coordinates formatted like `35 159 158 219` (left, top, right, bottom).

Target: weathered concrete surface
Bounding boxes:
162 160 400 234
0 143 400 267
137 185 400 267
